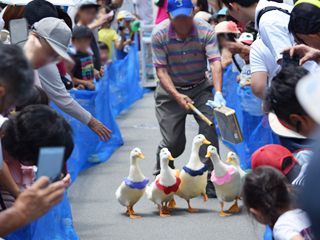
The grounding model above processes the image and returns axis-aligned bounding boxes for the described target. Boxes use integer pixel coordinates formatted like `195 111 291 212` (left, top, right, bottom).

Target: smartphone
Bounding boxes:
118 21 124 31
225 32 236 42
9 18 29 49
36 147 65 183
282 51 300 69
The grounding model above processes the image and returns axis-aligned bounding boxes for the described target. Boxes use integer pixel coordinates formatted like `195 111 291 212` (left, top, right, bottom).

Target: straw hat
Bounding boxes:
214 21 240 34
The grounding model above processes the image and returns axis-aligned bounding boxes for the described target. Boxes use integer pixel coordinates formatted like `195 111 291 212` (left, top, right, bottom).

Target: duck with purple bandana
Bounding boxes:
116 148 149 219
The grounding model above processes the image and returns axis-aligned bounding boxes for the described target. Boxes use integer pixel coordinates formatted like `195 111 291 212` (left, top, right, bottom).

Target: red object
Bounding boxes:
156 177 181 195
56 60 66 76
237 21 245 33
251 144 297 175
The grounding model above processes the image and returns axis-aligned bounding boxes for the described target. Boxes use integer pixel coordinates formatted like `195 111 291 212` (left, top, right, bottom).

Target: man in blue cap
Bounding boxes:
152 0 224 197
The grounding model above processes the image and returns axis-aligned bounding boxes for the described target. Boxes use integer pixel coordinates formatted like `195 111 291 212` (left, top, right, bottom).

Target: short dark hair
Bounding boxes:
15 85 49 112
222 0 258 10
243 166 292 228
98 41 109 51
1 105 74 165
264 67 309 123
196 0 209 12
0 44 34 108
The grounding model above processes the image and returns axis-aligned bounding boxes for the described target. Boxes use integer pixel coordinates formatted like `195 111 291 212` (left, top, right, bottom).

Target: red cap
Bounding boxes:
251 144 297 175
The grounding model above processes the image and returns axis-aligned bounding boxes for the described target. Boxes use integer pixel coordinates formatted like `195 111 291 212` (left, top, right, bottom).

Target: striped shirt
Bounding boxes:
151 18 220 86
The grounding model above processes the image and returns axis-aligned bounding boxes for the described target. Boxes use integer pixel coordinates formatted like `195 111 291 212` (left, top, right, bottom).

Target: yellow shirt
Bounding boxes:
98 28 118 59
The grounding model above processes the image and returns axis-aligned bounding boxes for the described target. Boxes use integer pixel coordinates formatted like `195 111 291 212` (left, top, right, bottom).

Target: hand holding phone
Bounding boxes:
282 51 300 69
36 147 65 183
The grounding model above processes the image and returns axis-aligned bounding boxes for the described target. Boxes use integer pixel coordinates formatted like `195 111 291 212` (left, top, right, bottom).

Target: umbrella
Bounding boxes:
0 0 81 6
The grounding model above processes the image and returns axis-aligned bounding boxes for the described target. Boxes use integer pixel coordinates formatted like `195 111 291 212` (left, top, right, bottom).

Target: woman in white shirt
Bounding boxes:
243 166 315 240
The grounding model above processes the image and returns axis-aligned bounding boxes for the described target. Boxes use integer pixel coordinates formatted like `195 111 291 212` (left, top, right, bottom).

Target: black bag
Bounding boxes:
155 0 165 7
60 74 74 90
256 6 290 29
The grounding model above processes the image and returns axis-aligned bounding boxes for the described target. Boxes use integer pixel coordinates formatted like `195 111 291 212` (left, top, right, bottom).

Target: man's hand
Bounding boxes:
226 40 248 54
12 176 67 226
88 116 113 141
206 91 226 109
236 75 241 83
281 45 320 65
174 93 194 110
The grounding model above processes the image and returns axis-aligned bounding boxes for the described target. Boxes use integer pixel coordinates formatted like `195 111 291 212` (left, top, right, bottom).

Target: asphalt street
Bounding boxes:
68 91 265 240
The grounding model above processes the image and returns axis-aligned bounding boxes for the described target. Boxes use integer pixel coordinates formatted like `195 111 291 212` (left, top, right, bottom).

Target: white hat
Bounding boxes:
296 69 320 125
195 11 212 22
238 32 254 45
268 112 306 139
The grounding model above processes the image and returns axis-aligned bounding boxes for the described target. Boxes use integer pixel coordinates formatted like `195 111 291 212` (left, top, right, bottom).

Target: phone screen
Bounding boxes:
36 147 65 183
9 18 28 49
282 51 300 69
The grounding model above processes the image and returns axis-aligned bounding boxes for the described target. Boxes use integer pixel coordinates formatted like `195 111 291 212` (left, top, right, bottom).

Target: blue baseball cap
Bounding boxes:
213 7 228 16
167 0 194 18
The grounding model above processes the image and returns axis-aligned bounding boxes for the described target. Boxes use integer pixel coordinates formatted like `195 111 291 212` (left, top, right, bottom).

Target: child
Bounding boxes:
116 10 135 60
243 166 315 240
237 32 254 89
76 0 108 80
98 41 111 66
69 26 96 91
98 6 125 59
0 105 73 210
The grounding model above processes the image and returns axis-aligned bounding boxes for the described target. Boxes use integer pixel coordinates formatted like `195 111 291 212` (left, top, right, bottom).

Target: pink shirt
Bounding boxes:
0 161 35 210
155 0 168 25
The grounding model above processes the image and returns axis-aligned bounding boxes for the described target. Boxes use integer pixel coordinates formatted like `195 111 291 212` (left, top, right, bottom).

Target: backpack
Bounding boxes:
256 6 290 29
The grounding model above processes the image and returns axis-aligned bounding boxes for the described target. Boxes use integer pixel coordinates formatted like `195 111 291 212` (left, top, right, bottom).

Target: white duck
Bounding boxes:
176 134 211 212
116 148 149 219
206 146 242 217
226 152 246 182
146 149 180 217
159 148 180 209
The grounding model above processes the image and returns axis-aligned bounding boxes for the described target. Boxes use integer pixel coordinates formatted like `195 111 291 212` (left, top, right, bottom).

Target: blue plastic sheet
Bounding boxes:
215 64 279 170
5 33 145 240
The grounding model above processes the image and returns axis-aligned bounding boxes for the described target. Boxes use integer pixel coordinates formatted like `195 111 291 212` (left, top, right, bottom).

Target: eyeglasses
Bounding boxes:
38 37 61 64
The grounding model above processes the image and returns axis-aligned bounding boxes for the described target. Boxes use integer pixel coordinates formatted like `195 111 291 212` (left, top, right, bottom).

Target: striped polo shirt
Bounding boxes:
151 18 220 86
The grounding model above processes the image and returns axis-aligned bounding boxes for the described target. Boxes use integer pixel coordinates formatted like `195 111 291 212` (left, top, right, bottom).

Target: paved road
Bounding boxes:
68 91 265 240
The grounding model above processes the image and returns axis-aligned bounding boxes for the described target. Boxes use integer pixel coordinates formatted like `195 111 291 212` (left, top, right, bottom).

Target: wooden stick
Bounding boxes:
187 103 213 127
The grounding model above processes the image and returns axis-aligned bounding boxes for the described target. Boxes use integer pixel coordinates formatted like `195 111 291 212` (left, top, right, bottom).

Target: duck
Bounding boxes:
146 149 181 217
176 134 211 212
159 148 180 209
116 148 149 219
226 152 246 182
206 146 242 217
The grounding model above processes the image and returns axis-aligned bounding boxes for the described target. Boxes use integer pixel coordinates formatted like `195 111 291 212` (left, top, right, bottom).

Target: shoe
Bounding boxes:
206 181 217 198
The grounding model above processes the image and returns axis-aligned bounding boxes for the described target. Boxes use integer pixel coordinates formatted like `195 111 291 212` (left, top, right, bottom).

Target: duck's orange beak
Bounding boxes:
138 153 146 159
205 151 212 158
168 155 175 161
203 139 211 145
226 157 232 163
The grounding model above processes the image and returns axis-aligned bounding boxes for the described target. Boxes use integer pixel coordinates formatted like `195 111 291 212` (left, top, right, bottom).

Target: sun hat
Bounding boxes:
296 70 320 125
214 21 240 34
238 32 254 45
195 11 212 22
31 17 73 63
167 0 194 18
251 144 297 175
117 10 135 21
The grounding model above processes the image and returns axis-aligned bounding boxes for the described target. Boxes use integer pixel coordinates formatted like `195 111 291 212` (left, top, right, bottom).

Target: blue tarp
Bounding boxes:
6 33 145 240
215 64 279 170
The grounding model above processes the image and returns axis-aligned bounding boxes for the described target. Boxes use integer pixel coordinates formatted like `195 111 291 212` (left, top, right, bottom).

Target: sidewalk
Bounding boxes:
68 91 265 240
